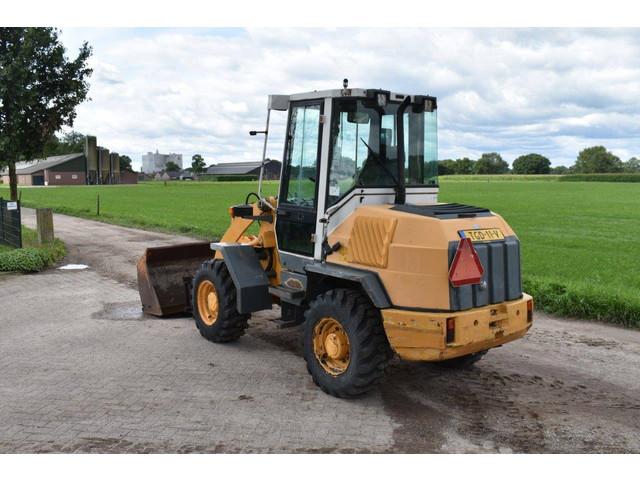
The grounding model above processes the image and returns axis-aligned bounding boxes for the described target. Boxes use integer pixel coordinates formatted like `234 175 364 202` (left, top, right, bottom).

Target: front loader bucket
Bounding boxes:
137 242 212 316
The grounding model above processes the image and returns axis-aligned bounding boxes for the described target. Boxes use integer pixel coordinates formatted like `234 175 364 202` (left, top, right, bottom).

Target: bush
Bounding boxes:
558 173 640 183
0 248 50 272
0 228 66 273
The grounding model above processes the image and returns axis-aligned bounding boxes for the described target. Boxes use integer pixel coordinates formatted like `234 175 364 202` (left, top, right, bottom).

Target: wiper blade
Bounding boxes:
359 138 400 188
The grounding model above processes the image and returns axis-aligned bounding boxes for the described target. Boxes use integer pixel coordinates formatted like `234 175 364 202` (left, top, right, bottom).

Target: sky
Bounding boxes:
59 28 640 171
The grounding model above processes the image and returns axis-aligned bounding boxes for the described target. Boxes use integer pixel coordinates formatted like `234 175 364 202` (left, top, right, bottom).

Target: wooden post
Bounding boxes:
96 194 100 216
36 208 54 244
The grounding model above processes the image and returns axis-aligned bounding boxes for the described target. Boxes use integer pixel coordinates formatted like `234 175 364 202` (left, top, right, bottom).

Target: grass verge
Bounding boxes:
0 227 66 273
524 278 640 329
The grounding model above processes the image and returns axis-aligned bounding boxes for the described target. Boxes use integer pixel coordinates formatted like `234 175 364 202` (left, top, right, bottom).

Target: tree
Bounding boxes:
623 157 640 173
0 28 92 200
573 146 623 174
512 153 551 174
42 131 86 157
165 161 181 172
455 157 475 174
191 154 207 174
119 155 134 172
437 159 457 175
551 165 569 174
474 152 509 174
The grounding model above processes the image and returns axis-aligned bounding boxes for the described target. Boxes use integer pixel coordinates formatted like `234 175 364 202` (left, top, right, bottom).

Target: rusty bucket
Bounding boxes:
137 242 212 316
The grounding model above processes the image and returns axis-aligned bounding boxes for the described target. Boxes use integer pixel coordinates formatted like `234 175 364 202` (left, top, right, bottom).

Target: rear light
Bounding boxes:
449 237 484 287
446 317 455 344
527 299 534 323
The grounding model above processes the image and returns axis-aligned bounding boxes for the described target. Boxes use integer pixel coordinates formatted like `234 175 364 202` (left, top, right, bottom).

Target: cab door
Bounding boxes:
275 100 323 257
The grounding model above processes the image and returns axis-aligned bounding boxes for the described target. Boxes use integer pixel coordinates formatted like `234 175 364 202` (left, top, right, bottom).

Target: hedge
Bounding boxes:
559 173 640 183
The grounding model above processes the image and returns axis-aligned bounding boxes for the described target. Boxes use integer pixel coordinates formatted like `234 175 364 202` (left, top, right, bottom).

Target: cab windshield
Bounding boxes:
327 97 437 207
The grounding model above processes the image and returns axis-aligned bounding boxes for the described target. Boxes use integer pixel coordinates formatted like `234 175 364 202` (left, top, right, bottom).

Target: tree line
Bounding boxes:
438 147 640 175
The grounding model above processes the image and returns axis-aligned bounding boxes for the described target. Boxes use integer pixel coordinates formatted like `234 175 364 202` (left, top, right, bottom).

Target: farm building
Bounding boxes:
206 159 282 179
0 136 137 186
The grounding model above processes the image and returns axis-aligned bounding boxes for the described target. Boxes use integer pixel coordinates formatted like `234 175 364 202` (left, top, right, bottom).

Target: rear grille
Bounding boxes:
448 236 522 311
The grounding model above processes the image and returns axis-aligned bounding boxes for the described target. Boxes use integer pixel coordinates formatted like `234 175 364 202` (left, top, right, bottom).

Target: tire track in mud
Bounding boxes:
380 348 640 453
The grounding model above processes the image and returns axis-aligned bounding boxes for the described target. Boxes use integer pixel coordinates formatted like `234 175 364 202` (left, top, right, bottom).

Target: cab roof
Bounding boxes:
268 88 437 111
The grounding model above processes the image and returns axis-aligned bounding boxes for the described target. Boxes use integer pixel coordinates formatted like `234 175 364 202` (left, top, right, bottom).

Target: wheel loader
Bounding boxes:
137 81 533 398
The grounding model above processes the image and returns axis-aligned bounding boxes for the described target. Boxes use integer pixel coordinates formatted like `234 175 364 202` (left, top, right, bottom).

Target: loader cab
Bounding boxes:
274 88 440 271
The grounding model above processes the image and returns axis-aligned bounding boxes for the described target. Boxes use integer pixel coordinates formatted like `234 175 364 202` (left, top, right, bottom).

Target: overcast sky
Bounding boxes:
59 28 640 171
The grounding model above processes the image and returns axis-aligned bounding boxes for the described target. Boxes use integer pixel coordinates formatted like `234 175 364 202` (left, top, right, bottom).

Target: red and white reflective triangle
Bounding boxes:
448 237 484 287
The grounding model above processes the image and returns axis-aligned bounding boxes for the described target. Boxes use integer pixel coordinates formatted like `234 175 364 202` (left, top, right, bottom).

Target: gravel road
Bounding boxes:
0 209 638 453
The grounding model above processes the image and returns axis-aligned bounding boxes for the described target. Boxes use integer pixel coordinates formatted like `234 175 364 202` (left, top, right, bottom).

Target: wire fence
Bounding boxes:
0 198 22 249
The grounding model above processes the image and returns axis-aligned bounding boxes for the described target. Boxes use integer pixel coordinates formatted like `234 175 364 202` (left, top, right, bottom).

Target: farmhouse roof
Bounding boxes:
206 159 280 175
1 153 84 175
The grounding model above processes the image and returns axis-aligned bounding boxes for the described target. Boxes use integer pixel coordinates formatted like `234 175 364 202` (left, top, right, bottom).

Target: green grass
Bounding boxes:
3 182 279 239
0 226 66 273
2 180 639 326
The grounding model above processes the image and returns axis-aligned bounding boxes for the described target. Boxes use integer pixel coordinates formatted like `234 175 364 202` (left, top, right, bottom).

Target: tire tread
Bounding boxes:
192 259 249 343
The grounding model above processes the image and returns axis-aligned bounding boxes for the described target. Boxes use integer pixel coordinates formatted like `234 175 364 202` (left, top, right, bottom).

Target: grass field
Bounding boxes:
2 179 639 326
2 181 279 239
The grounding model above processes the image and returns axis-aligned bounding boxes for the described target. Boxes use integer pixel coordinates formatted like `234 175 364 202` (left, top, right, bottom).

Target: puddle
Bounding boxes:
58 264 89 270
92 302 145 321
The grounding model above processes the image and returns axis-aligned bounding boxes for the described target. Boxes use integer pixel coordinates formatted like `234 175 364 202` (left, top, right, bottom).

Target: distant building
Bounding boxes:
206 159 282 179
141 150 183 173
0 136 135 186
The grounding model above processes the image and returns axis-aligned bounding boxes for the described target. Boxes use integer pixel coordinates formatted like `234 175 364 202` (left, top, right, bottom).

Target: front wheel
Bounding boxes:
303 289 393 398
192 260 249 343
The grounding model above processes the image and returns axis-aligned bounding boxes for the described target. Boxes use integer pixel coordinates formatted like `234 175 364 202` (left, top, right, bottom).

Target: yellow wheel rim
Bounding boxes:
313 317 351 376
197 280 219 326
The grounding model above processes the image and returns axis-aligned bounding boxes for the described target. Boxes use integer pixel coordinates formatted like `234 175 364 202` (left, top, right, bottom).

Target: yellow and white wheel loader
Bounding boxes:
137 81 533 398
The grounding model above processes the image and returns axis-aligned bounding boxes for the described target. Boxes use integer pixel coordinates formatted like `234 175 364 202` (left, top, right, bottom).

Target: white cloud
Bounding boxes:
59 28 640 170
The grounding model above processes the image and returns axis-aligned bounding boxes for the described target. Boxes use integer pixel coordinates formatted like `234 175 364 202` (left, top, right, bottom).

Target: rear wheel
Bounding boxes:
437 350 488 369
192 260 249 343
303 289 393 398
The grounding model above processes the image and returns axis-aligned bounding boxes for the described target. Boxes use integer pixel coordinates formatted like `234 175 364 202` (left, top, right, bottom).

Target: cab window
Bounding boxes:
282 103 321 207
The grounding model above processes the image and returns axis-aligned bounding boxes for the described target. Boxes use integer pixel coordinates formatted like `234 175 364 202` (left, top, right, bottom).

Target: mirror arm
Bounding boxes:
257 108 272 203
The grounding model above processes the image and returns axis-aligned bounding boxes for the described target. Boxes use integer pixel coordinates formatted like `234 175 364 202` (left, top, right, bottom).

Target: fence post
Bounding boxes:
96 194 100 216
16 201 22 248
0 198 5 245
36 208 54 244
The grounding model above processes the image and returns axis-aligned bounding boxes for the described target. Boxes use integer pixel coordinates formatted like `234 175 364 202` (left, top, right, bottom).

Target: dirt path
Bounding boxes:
3 209 638 453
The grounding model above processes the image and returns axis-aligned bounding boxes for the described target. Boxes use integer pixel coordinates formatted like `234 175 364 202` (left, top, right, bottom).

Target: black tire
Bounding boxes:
303 288 393 398
192 260 249 343
437 350 488 369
